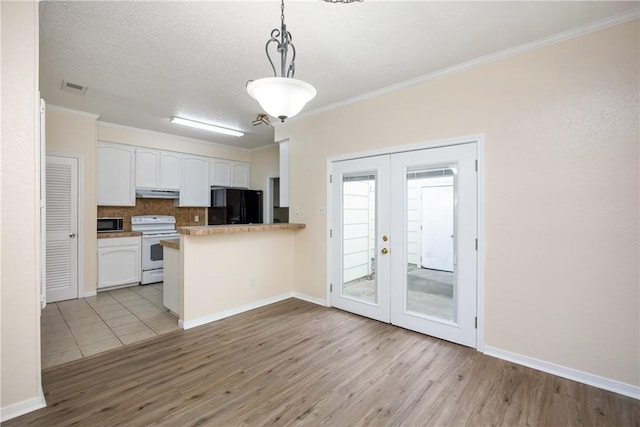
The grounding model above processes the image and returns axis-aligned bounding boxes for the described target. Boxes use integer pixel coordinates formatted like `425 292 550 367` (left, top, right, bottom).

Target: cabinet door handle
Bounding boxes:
69 233 76 238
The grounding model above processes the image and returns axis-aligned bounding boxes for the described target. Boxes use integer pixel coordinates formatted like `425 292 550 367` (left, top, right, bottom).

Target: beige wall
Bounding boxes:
180 231 296 325
276 21 639 387
249 144 279 192
1 0 45 418
46 107 98 296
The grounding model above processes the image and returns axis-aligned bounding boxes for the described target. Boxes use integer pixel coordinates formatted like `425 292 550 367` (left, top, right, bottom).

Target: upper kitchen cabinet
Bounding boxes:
210 158 250 188
135 148 158 188
231 161 250 188
178 155 210 207
210 158 231 187
135 148 182 190
160 152 182 189
97 142 135 206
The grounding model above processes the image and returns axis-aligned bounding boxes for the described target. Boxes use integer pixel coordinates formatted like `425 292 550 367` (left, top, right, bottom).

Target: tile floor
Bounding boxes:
41 283 180 369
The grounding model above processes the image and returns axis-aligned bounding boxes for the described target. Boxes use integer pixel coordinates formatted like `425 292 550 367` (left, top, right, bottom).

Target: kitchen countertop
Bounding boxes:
97 231 142 239
178 223 306 236
160 238 180 250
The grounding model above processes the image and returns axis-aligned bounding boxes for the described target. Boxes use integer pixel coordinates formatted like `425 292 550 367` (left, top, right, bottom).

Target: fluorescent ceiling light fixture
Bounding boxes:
169 116 244 137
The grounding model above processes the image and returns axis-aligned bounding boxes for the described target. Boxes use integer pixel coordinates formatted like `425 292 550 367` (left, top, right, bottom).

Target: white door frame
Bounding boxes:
327 134 485 351
265 175 279 224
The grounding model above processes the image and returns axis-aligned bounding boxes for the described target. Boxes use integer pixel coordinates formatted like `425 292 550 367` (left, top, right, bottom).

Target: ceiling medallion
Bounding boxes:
246 0 316 123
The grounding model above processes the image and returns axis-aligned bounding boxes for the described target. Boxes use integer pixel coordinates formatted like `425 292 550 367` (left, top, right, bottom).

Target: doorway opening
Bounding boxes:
268 176 289 224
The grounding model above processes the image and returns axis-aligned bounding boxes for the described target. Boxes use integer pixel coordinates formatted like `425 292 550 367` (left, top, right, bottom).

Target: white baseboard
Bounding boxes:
81 290 97 298
293 292 327 306
181 292 294 329
484 345 640 400
178 293 326 330
0 389 46 422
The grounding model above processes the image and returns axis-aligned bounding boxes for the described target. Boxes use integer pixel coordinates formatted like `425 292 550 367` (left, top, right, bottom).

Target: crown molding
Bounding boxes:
46 104 100 119
298 10 640 120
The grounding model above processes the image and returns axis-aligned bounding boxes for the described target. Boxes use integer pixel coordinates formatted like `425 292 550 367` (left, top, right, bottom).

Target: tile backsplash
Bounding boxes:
97 199 206 231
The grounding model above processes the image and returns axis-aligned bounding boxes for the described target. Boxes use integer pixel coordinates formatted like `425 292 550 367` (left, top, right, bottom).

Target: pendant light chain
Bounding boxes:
281 0 285 27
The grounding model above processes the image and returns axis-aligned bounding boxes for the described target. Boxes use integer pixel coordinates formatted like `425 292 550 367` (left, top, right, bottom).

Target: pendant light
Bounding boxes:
246 0 316 123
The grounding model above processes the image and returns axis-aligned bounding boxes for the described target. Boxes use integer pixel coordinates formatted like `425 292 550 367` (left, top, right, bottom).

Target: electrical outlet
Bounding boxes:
194 215 199 222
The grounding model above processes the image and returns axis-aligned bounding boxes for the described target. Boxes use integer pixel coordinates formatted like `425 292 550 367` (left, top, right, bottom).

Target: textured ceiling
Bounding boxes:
39 1 639 149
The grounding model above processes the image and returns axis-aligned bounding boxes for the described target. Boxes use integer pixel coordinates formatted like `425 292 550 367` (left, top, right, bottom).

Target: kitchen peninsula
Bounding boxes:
161 223 305 329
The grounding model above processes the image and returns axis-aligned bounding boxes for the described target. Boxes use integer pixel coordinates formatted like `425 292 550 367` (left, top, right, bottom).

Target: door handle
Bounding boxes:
69 233 76 238
381 248 388 255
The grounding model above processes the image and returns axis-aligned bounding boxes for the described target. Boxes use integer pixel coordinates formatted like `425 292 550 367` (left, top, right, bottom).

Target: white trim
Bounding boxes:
326 159 333 306
97 121 251 152
476 137 485 353
77 155 85 300
327 134 484 163
46 104 100 118
293 292 327 307
250 143 279 152
81 290 97 298
298 10 640 121
485 346 640 400
181 292 294 329
0 390 46 422
265 174 279 224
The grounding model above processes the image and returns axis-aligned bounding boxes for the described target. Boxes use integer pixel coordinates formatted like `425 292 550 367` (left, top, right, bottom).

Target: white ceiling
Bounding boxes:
39 1 639 150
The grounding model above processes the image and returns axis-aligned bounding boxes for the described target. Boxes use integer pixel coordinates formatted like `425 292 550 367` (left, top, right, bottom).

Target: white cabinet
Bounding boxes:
160 152 182 190
178 155 210 207
210 158 250 188
210 158 231 187
97 142 135 206
97 236 141 289
135 148 159 189
135 148 182 190
231 161 250 188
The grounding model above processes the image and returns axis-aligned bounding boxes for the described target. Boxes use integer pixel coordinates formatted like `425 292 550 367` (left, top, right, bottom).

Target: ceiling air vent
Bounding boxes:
61 80 87 95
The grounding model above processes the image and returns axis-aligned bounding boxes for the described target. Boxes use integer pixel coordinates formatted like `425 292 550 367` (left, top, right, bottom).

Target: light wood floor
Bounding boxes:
7 299 639 426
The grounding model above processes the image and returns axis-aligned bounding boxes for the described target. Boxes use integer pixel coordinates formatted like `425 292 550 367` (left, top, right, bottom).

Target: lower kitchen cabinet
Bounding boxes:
97 236 141 289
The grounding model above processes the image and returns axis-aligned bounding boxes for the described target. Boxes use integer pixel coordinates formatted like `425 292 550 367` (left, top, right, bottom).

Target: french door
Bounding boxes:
330 143 477 347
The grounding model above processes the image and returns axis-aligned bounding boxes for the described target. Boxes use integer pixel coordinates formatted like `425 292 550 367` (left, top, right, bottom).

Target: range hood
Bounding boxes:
135 189 180 199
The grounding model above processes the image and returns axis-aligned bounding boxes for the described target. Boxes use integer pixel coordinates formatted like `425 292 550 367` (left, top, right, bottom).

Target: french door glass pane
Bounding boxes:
406 166 456 321
342 173 377 304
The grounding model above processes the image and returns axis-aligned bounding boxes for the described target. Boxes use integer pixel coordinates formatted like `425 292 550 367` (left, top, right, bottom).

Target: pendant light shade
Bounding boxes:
247 77 316 122
247 0 316 122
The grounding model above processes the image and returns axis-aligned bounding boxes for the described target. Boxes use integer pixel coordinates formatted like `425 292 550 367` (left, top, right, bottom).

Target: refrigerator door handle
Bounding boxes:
240 194 246 223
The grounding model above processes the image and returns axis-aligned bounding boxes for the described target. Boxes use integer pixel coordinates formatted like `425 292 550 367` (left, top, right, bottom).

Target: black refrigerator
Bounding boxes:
208 189 263 225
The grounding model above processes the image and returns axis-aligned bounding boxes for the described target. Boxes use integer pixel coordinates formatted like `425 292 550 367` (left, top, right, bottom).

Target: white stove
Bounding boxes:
131 215 179 285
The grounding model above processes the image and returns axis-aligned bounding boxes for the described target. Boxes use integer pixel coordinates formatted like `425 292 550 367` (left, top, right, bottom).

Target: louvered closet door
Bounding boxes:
46 156 79 302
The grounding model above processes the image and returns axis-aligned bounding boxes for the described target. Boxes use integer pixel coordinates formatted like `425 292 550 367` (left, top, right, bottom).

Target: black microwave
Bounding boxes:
97 217 124 233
